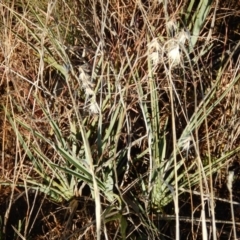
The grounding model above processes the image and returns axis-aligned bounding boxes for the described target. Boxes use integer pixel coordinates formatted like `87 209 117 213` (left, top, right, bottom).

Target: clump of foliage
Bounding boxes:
1 0 240 239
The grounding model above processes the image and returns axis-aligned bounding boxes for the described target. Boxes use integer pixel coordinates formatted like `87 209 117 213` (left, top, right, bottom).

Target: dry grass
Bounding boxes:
0 0 240 239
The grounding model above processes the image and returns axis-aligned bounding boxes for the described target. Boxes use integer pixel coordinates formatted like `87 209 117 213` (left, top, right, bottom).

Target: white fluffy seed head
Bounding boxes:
177 30 190 45
89 100 99 114
165 39 181 65
147 38 162 67
166 19 177 37
227 170 234 192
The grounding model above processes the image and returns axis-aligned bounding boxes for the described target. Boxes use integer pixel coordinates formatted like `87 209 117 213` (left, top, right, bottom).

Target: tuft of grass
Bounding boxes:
1 0 240 239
